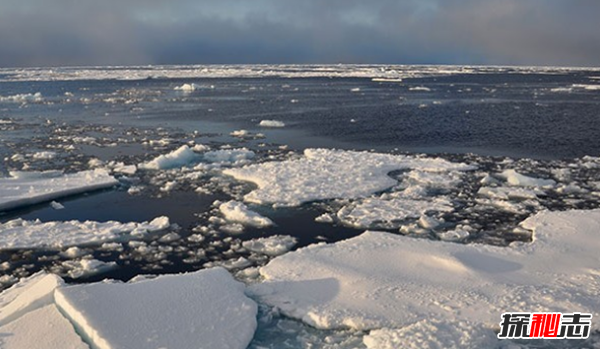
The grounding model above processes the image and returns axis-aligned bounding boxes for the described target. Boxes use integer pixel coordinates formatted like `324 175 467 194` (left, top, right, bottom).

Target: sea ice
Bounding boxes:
259 120 286 128
224 148 474 206
0 92 43 103
138 145 197 170
500 169 556 187
31 151 57 160
572 84 600 90
336 197 453 229
0 305 90 349
0 216 170 250
409 86 431 91
50 201 65 210
55 267 257 349
0 272 63 326
242 235 297 256
61 259 118 279
0 169 118 212
249 209 600 337
363 320 498 349
203 148 255 164
174 83 201 91
477 186 540 200
219 200 274 228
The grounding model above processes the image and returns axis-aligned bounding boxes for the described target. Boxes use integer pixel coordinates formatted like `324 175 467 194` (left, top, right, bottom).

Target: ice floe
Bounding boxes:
249 209 600 342
203 148 255 164
174 83 201 91
224 148 474 206
0 272 63 326
336 197 453 229
259 119 286 128
242 235 297 256
55 268 257 349
219 200 274 228
60 259 118 279
138 145 198 170
31 151 57 160
0 305 90 349
500 169 555 187
0 169 118 212
572 84 600 90
409 86 431 92
0 217 170 250
0 268 257 349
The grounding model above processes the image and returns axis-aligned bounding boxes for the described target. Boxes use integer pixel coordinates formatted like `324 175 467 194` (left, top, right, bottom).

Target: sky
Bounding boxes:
0 0 598 68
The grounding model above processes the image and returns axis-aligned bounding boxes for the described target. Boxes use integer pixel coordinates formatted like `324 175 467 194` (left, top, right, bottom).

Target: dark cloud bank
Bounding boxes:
0 0 598 67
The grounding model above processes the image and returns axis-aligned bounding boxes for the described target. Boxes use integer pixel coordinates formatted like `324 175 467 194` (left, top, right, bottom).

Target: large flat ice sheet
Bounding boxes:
249 209 600 342
0 169 118 212
0 272 63 326
0 305 90 349
55 267 258 349
224 148 474 206
0 217 169 250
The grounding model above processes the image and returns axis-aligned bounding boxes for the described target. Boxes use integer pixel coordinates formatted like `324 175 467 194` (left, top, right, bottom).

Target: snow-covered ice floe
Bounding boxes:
0 217 169 250
499 169 555 187
258 119 286 128
138 145 198 170
203 148 255 164
0 169 118 212
219 200 274 228
242 235 297 256
337 197 453 229
223 148 474 206
174 83 201 91
0 268 257 349
138 145 254 170
248 209 600 346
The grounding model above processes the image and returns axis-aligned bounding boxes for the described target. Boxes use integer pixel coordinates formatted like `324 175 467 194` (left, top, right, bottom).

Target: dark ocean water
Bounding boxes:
2 70 600 160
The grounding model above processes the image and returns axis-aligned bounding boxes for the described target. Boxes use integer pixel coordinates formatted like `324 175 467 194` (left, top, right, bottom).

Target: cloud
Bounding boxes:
0 0 598 67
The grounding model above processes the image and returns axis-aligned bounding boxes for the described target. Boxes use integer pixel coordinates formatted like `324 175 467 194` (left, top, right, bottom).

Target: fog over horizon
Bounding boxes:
0 0 598 68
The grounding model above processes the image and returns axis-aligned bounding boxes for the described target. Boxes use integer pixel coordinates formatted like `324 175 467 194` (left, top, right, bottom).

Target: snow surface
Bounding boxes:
219 200 274 228
55 267 257 349
363 320 498 349
0 217 170 250
0 169 118 212
224 148 474 206
249 209 600 343
0 268 257 349
259 119 286 128
0 272 63 326
0 305 90 349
